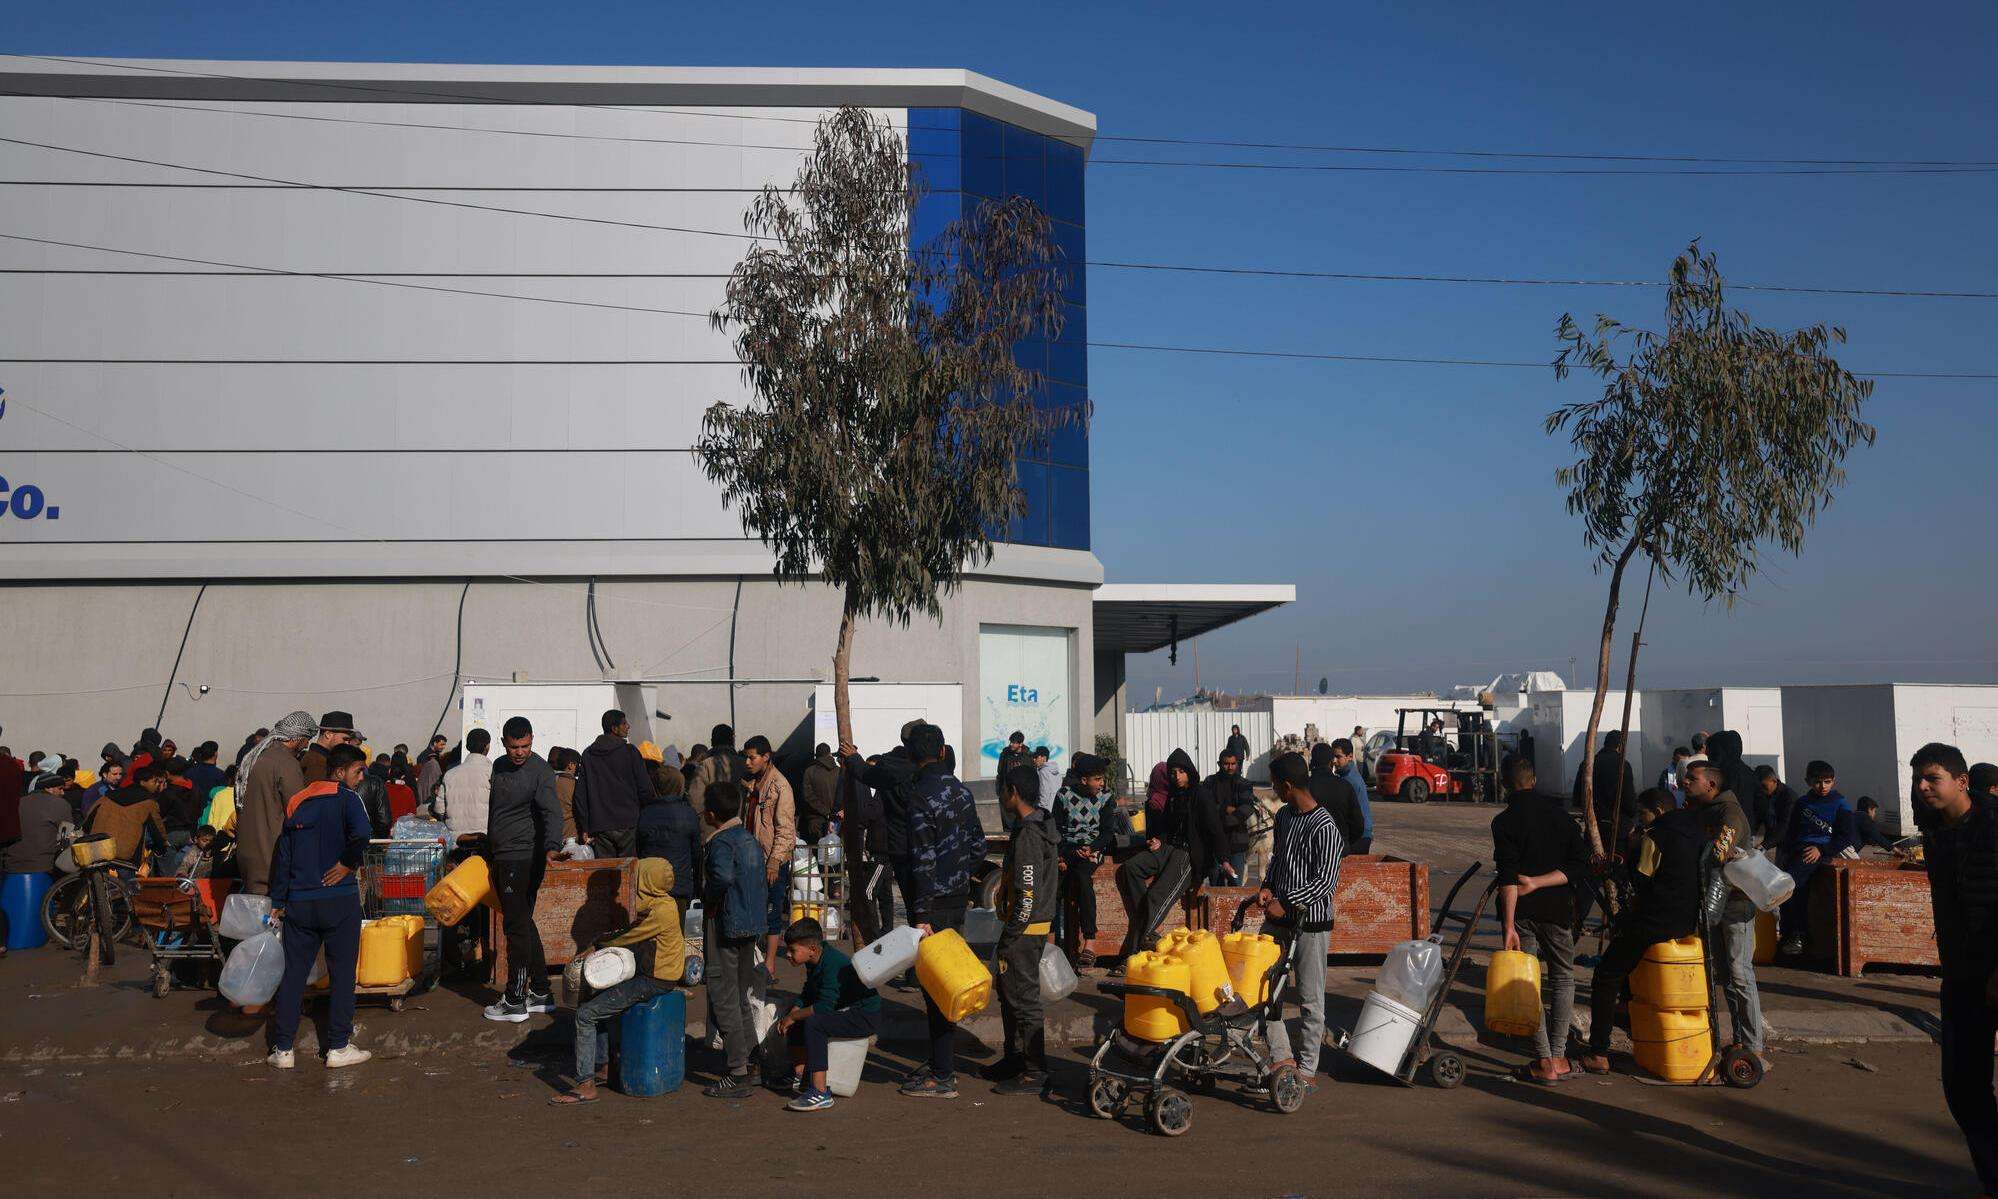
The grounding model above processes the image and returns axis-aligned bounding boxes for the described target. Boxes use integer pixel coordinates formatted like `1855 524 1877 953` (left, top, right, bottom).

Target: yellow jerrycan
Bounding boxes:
1753 910 1777 965
357 918 413 987
1483 949 1543 1036
1629 1001 1712 1083
1220 931 1282 1007
424 855 495 927
1171 929 1234 1013
1122 951 1193 1041
1632 936 1709 1010
915 928 993 1023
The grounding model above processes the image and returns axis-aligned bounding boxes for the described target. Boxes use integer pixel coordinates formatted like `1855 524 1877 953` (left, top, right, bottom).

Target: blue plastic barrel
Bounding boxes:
616 989 686 1096
3 870 54 950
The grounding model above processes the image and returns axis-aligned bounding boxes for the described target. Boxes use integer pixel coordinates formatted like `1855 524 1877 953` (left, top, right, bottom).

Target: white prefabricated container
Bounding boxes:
1347 990 1422 1079
1525 687 1645 796
853 926 924 989
1639 688 1785 781
826 1035 875 1097
1781 684 1998 834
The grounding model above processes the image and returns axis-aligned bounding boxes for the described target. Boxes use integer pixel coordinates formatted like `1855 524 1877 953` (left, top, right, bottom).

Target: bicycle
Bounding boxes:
41 832 136 954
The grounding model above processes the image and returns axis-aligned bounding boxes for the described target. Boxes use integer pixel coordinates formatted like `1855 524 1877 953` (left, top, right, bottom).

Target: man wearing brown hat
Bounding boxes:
302 712 361 785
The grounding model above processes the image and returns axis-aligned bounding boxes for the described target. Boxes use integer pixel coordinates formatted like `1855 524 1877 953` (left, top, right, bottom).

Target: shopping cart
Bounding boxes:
357 838 446 1010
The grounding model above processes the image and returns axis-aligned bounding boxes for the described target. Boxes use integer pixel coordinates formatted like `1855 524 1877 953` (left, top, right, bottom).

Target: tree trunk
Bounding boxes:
1576 533 1644 859
1608 557 1658 846
832 587 859 749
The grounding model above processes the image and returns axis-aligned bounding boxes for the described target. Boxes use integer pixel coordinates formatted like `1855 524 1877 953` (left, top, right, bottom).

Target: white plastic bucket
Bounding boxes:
217 893 272 941
1724 852 1796 912
853 926 924 989
1347 990 1422 1079
1040 939 1079 1003
581 946 636 990
826 1035 873 1097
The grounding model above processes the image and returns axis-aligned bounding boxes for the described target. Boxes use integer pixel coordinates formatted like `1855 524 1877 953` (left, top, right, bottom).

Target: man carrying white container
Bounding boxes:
1256 752 1343 1092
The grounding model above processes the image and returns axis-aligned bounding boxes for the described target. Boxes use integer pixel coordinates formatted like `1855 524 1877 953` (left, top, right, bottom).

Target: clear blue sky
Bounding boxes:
10 1 1996 698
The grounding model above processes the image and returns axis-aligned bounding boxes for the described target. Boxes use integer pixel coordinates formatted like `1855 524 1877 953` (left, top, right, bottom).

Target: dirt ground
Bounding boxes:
0 800 1977 1197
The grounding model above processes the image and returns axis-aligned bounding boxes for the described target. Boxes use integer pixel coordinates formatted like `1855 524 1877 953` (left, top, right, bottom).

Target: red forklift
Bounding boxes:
1373 708 1510 804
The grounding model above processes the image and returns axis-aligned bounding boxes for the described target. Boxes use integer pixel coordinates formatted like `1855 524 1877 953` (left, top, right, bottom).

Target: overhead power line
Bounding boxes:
10 56 1998 170
6 231 1996 379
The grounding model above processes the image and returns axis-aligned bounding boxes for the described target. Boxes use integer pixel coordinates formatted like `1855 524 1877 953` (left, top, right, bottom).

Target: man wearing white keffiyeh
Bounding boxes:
237 711 319 895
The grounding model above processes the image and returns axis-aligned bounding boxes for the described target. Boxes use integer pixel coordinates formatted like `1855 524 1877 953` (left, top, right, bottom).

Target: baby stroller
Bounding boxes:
1089 897 1307 1136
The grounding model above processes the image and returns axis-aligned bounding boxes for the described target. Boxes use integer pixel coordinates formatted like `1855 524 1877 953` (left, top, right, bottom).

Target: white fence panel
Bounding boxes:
1122 711 1276 783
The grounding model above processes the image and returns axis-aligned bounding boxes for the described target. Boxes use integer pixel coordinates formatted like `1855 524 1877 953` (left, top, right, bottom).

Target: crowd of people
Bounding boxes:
4 709 1994 1185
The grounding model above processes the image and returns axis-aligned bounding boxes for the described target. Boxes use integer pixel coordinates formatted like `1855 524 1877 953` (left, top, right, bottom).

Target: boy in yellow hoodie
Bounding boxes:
552 857 685 1105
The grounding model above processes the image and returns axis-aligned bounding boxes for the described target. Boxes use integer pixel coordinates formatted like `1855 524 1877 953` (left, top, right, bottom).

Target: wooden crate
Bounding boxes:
1809 858 1937 977
1078 854 1429 959
491 857 637 981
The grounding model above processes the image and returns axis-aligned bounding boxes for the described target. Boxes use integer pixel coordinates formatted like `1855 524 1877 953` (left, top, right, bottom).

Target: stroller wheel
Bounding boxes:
1426 1051 1466 1090
1147 1087 1193 1137
1088 1077 1128 1119
1721 1046 1764 1089
1270 1064 1308 1113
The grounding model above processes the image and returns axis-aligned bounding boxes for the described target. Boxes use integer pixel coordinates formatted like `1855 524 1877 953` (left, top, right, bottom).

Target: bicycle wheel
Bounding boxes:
42 873 91 949
88 871 118 966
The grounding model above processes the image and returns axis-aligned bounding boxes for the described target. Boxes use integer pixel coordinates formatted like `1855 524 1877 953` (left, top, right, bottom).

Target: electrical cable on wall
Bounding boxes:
155 581 208 729
427 580 472 746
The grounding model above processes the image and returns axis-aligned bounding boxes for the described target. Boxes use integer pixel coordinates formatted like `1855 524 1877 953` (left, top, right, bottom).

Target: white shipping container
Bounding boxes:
1780 684 1998 834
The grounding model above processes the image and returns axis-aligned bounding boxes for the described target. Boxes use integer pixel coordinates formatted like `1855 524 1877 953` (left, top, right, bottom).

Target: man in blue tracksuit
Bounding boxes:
268 743 374 1069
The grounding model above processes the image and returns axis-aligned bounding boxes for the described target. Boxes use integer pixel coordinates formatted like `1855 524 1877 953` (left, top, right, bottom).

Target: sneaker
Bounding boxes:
267 1049 295 1070
992 1070 1048 1096
325 1045 373 1069
899 1075 958 1099
786 1088 835 1112
524 990 555 1014
484 996 530 1023
981 1055 1026 1082
902 1062 934 1087
1779 937 1805 957
703 1073 755 1100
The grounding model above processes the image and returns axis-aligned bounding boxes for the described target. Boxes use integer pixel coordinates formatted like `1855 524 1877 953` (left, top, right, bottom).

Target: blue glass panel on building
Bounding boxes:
1007 460 1052 545
1046 139 1084 225
961 111 1004 198
909 107 1088 551
1048 465 1090 550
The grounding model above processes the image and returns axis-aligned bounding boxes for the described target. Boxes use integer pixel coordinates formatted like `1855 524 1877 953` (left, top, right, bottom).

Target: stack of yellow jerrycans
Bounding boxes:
1629 935 1711 1082
1120 929 1249 1040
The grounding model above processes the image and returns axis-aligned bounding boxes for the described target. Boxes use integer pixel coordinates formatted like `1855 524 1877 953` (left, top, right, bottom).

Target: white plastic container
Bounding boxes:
853 926 925 989
821 906 844 939
217 893 273 941
219 928 286 1006
826 1035 873 1097
581 946 636 990
1376 938 1444 1012
1347 990 1421 1079
819 837 846 869
682 900 704 943
1724 851 1796 912
963 907 1002 946
1040 940 1079 1003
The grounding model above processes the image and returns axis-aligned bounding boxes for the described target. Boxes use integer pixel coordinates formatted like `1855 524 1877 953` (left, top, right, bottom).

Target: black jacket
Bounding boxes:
357 766 393 839
636 795 703 901
1705 731 1763 839
861 749 920 860
1490 789 1588 925
1926 792 1998 983
999 808 1060 937
1309 764 1366 852
573 733 657 835
487 752 562 861
1157 749 1227 880
1763 781 1798 847
1206 768 1258 856
838 753 885 858
1628 806 1705 943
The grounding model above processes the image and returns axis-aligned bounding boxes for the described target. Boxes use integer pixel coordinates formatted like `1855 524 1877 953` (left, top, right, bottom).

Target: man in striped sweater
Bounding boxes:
1256 751 1344 1089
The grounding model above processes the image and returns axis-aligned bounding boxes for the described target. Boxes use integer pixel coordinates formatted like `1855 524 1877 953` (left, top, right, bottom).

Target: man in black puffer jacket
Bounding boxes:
573 709 656 857
1705 730 1764 842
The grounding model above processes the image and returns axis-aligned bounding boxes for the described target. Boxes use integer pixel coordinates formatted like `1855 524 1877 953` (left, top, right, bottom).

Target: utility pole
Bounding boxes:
1192 640 1201 692
1294 644 1302 695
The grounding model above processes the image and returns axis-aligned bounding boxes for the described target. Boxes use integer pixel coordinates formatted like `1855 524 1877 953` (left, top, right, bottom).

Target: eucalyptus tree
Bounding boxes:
1548 243 1874 854
697 106 1083 745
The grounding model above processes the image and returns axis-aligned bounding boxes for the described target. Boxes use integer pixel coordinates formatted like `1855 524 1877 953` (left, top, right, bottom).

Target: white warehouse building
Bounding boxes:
0 57 1289 777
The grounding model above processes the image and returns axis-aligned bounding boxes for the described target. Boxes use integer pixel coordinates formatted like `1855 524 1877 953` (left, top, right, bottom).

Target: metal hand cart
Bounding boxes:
129 875 230 998
1343 860 1496 1089
356 838 447 1011
1088 896 1309 1136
